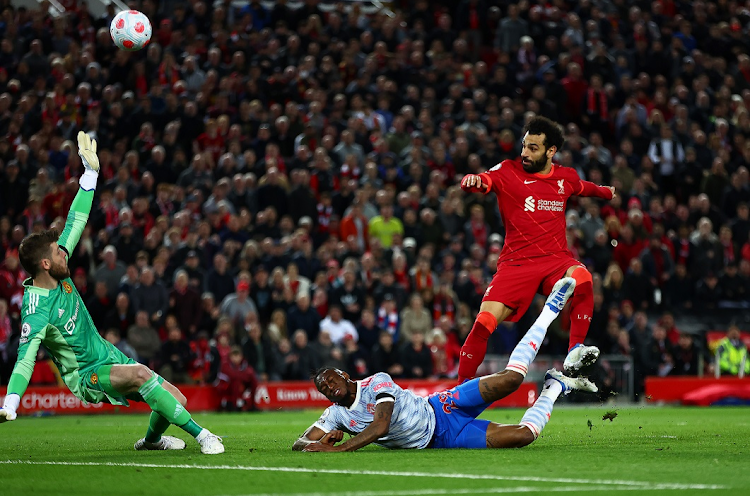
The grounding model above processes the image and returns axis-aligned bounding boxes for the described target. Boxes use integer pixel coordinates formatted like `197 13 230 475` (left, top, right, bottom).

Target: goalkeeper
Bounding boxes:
0 132 224 455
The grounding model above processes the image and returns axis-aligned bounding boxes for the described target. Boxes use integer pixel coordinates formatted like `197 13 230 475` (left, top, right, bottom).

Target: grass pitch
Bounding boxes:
1 406 748 495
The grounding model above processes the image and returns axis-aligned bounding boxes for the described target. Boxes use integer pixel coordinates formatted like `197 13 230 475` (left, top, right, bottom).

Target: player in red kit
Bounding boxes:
458 116 615 382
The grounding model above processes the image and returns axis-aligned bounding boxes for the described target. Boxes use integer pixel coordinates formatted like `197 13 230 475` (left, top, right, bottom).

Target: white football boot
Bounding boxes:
197 430 225 454
545 368 598 395
563 344 601 376
134 436 187 450
545 277 577 314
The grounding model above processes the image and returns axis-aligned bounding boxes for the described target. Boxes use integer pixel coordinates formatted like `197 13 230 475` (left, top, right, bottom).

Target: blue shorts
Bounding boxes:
427 378 492 449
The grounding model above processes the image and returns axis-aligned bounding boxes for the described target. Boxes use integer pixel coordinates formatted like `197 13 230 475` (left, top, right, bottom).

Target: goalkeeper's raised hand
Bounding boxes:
77 131 100 191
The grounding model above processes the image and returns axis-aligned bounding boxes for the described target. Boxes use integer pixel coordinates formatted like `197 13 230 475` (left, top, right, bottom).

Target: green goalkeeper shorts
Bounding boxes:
79 356 164 406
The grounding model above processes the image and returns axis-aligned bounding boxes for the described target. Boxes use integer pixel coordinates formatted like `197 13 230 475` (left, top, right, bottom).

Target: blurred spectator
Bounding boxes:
355 308 380 354
169 269 202 338
158 327 192 384
250 264 274 324
216 346 258 412
369 203 403 249
671 333 701 376
220 279 258 329
639 234 674 288
127 310 161 366
267 309 288 344
329 268 365 323
189 331 221 385
204 253 235 304
0 249 26 318
716 324 750 376
286 293 321 342
643 326 674 377
104 292 134 336
94 245 126 299
399 294 432 343
198 293 220 336
400 331 433 379
319 304 358 346
376 294 400 338
104 328 138 361
370 331 404 378
131 266 169 327
623 259 654 310
241 323 277 382
287 329 320 380
87 281 113 330
343 335 369 379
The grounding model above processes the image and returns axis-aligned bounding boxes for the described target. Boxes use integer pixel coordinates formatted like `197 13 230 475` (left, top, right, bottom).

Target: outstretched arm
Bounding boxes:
303 401 394 452
1 314 50 423
59 132 101 255
576 181 615 200
461 173 493 194
292 425 344 451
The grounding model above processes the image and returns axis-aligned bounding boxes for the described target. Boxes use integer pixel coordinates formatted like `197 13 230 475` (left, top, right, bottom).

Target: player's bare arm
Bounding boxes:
292 425 344 451
303 401 394 452
460 174 490 194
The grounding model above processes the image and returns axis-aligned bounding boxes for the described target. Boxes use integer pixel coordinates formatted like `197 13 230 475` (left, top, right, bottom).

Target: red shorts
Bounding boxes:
483 256 584 322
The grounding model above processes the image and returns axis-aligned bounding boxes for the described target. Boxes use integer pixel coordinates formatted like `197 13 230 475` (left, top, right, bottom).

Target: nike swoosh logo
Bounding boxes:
524 180 536 184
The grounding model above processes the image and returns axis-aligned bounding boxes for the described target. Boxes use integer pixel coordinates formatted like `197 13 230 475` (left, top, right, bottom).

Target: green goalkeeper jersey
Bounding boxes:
7 188 130 403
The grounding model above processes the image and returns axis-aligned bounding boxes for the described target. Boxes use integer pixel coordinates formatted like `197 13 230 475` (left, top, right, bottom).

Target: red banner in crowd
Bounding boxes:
645 377 750 403
1 380 537 416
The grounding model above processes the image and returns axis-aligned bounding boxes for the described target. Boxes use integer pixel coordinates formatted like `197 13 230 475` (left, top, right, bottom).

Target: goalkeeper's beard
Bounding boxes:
49 260 71 281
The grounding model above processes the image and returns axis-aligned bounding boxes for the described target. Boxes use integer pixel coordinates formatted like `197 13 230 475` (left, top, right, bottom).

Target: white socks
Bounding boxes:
520 379 562 439
506 306 557 376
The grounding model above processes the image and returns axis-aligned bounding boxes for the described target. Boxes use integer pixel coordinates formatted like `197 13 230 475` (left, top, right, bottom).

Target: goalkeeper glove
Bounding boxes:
77 131 100 191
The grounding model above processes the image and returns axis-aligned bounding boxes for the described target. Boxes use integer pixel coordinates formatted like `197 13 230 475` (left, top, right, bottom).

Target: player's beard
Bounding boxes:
522 155 548 173
49 260 71 281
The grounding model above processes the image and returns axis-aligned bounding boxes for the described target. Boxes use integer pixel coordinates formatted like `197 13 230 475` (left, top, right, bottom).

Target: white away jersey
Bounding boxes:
313 372 436 449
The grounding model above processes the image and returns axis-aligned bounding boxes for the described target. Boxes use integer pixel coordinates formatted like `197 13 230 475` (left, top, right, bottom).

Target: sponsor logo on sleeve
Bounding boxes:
372 382 393 392
20 323 31 344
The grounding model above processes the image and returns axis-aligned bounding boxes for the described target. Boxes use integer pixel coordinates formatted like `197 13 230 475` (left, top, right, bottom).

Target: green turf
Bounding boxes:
1 406 748 495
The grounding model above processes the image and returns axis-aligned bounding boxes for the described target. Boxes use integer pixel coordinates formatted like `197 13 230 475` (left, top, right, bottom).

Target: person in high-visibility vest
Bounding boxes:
717 325 750 376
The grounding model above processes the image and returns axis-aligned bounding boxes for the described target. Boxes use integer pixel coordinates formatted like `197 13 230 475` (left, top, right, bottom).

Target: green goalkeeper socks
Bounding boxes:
139 376 204 438
145 412 171 443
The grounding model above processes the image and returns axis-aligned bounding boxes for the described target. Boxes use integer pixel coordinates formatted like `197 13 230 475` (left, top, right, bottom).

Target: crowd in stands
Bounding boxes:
1 0 750 404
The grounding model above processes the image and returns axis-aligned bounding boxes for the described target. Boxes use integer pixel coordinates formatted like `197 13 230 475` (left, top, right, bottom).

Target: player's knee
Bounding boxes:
176 390 187 407
570 266 593 289
134 365 154 387
519 427 536 447
506 371 524 391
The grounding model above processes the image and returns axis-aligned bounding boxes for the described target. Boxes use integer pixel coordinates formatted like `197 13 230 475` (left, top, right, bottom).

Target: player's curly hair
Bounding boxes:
18 229 60 278
522 116 565 152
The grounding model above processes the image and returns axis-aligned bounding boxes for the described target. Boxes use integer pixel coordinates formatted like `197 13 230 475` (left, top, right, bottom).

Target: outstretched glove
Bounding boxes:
77 131 100 191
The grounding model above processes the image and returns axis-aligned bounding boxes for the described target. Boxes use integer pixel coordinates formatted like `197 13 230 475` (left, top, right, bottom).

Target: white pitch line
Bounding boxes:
0 460 724 490
227 486 719 496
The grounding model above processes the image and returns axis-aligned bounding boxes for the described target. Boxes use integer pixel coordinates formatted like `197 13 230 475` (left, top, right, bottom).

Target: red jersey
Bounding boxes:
478 159 613 264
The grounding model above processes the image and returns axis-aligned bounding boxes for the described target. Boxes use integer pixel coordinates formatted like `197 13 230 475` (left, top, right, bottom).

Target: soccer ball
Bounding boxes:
110 10 152 51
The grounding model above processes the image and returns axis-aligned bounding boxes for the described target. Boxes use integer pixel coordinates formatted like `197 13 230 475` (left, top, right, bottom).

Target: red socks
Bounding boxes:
458 311 498 382
568 267 593 351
